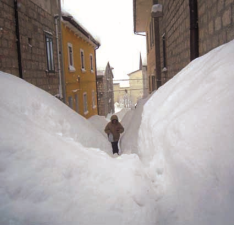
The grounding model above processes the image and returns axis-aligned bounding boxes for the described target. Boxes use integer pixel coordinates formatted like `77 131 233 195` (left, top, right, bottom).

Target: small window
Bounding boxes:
45 33 55 72
83 92 88 114
68 43 75 72
68 96 73 109
92 90 96 108
80 49 85 71
90 54 93 72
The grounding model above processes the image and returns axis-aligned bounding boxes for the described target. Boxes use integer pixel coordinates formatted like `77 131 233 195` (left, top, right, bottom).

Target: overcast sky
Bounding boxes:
62 0 146 82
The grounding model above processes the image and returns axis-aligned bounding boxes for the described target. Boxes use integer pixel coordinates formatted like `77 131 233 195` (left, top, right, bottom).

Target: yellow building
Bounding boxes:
61 14 100 119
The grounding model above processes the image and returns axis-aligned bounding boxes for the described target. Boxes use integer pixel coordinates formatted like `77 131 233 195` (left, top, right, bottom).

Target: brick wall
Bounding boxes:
0 0 61 96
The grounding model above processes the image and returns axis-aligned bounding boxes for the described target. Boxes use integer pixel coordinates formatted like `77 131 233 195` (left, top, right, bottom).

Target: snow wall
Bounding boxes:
138 40 234 225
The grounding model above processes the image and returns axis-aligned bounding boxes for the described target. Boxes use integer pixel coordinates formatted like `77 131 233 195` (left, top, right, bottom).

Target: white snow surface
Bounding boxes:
1 40 234 225
88 115 108 138
0 73 156 225
138 40 234 225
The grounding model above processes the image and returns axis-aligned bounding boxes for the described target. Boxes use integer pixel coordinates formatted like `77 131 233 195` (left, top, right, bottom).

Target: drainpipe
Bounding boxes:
154 18 161 89
14 0 23 79
189 0 199 61
94 46 100 115
54 14 63 99
57 0 66 103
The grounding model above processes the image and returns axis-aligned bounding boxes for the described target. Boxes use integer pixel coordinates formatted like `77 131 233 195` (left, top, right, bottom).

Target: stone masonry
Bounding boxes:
0 0 62 96
97 63 115 117
146 0 234 91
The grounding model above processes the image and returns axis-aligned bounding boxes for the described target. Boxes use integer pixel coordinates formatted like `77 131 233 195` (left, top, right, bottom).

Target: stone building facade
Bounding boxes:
128 69 144 106
134 0 234 93
0 0 63 97
113 83 130 106
97 63 115 117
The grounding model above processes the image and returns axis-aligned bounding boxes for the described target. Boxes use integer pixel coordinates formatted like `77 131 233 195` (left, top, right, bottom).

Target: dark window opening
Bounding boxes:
68 46 73 66
81 51 85 69
45 33 55 72
90 55 93 70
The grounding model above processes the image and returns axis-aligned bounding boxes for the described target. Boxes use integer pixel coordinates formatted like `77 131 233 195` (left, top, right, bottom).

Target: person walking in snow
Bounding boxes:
104 115 124 155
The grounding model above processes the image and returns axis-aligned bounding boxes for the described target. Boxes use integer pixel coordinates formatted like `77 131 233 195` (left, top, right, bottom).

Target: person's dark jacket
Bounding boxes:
104 115 124 142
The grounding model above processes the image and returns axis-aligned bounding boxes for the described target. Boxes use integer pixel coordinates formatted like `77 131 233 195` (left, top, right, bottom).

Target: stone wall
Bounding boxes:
97 65 114 117
198 0 234 55
97 76 106 116
0 0 19 76
159 0 190 82
146 0 234 90
0 0 61 96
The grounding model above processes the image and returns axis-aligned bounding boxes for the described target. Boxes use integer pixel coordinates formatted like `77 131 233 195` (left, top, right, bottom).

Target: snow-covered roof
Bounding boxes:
61 9 100 47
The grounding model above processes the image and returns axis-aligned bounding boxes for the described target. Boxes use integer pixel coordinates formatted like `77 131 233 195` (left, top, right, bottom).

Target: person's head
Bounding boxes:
111 115 118 124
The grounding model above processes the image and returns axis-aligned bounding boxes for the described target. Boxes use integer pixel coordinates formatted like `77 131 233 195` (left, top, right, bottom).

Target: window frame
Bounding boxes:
80 49 86 72
68 96 73 109
83 92 88 115
45 33 55 72
90 54 94 72
68 43 76 72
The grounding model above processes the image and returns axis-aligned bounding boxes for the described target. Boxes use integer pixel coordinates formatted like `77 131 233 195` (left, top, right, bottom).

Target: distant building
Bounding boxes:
113 83 130 107
61 12 100 119
97 63 115 116
134 0 234 93
127 69 144 106
127 54 148 106
0 0 64 97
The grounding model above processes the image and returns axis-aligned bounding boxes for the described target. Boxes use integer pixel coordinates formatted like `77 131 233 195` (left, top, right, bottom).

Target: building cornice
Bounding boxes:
62 15 100 48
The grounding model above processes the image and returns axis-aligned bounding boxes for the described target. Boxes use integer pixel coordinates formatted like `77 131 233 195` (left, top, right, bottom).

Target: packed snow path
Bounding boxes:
1 40 234 225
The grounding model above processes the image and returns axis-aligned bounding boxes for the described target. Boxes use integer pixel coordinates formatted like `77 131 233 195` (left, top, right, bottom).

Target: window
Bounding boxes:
68 43 75 71
80 49 85 71
83 92 88 114
90 54 94 72
152 76 156 91
45 33 54 72
92 90 96 108
68 96 73 109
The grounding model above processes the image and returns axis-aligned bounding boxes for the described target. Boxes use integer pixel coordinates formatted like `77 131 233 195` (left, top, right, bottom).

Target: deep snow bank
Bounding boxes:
88 115 108 137
0 73 109 152
120 96 151 154
0 72 157 225
138 40 234 225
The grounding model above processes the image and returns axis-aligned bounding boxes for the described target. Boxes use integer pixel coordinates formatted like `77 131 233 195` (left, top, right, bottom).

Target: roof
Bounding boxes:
62 14 100 47
127 69 142 76
133 0 152 33
97 70 104 75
